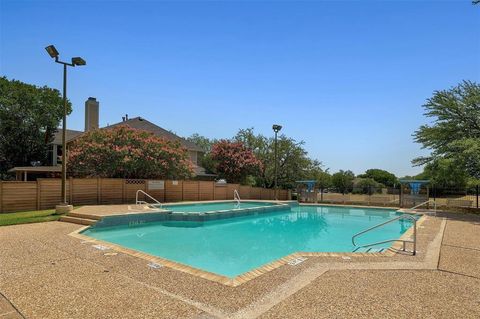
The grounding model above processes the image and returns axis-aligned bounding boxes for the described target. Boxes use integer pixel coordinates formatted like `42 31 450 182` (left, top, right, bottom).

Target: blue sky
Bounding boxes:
1 0 479 177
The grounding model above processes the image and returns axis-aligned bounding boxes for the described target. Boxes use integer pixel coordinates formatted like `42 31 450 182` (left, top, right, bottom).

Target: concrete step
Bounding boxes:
60 216 97 225
67 212 102 220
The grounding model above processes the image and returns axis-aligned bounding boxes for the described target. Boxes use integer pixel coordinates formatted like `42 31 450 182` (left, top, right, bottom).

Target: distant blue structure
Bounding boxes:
296 180 316 192
398 179 430 207
296 180 318 203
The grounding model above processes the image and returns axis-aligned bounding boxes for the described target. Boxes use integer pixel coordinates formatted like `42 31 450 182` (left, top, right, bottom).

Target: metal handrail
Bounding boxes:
413 200 436 211
402 199 437 216
352 214 417 255
136 190 162 207
233 189 241 205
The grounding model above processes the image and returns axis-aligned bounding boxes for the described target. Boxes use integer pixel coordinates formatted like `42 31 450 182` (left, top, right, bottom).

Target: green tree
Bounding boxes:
307 166 331 189
186 133 215 152
420 158 469 189
68 125 193 179
353 178 383 194
0 77 69 179
186 133 217 173
358 168 398 187
234 128 321 189
331 170 355 193
413 81 480 179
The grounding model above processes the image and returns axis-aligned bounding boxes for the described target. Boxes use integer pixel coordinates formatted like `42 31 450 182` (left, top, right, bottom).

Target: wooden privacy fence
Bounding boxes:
0 178 290 213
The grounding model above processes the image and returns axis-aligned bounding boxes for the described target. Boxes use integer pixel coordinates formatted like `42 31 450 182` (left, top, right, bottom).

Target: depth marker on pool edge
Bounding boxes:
288 257 307 266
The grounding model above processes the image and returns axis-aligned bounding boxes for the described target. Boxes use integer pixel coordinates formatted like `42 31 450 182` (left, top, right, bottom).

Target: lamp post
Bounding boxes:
272 124 282 200
45 45 86 214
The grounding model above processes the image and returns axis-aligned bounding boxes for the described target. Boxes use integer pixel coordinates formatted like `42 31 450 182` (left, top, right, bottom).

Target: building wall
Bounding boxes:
189 151 198 166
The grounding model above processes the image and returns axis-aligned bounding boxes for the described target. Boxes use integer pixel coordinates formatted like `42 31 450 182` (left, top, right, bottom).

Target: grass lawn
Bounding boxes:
0 209 62 226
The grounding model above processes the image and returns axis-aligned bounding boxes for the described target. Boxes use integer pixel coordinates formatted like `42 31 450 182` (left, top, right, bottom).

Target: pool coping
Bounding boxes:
68 205 429 287
157 200 292 219
70 200 296 221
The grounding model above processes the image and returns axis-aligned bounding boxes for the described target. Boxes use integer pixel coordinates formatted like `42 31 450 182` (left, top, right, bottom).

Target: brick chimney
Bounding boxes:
85 97 99 131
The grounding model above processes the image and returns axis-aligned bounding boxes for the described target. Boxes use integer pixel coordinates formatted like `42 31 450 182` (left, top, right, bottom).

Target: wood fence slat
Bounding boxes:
199 181 214 200
165 180 183 202
1 182 37 213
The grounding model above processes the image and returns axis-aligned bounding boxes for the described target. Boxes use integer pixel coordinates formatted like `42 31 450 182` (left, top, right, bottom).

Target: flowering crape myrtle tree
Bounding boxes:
67 125 194 179
210 140 263 183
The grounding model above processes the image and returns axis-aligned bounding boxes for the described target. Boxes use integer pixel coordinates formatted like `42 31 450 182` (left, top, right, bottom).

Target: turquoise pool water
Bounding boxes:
83 205 412 278
162 201 277 213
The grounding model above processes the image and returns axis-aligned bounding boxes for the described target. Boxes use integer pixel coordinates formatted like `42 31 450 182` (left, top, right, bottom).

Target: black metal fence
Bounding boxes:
298 185 480 209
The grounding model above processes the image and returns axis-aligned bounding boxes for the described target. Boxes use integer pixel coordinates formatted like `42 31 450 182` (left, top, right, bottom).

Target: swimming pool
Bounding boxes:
83 204 413 278
161 201 278 213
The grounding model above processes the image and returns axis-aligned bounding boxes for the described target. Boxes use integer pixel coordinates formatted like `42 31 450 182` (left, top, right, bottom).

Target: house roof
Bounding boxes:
52 117 203 152
193 165 217 177
52 129 84 145
104 117 203 152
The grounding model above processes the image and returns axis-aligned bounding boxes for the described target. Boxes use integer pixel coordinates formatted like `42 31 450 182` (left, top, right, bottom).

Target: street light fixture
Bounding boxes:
45 45 59 58
272 124 282 200
72 57 86 66
45 45 86 214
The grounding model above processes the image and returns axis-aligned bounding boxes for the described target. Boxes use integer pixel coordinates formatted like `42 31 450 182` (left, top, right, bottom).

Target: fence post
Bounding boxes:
122 179 126 204
69 177 73 204
477 185 479 209
399 184 403 208
197 181 200 201
36 180 40 210
97 177 101 204
181 180 185 201
164 180 167 203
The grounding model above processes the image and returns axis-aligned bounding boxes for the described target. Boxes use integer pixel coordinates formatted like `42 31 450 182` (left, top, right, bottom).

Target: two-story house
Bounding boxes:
10 97 212 180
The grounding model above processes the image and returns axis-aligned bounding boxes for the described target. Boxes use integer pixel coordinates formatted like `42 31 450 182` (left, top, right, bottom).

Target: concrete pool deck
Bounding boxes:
0 212 479 318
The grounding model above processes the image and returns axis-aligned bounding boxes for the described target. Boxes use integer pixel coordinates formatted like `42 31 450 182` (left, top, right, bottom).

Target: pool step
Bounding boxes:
352 247 385 253
59 216 97 226
67 212 102 220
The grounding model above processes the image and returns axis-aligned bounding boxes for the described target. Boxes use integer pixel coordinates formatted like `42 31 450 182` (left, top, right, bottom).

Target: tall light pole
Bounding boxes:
272 124 282 200
45 45 86 214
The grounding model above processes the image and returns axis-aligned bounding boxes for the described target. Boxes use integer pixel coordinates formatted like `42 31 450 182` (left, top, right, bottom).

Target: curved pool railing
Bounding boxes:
136 190 162 208
352 214 417 255
233 189 241 207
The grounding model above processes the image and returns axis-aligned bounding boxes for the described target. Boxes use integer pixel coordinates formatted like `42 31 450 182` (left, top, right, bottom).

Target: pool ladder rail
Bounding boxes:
351 214 417 255
399 200 437 216
136 190 162 208
233 189 241 207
